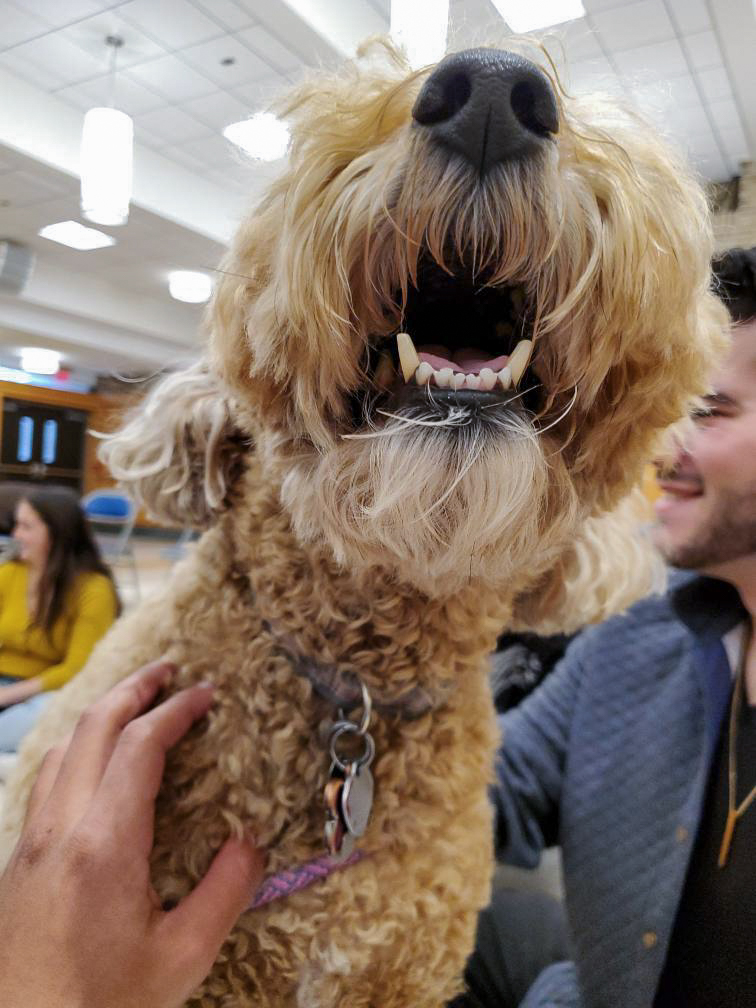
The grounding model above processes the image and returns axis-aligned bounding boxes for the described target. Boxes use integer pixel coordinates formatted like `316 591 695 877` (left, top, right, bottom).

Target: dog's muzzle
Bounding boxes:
412 48 558 174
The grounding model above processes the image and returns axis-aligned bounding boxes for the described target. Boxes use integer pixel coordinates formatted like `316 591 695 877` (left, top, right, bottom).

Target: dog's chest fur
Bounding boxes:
143 473 504 1005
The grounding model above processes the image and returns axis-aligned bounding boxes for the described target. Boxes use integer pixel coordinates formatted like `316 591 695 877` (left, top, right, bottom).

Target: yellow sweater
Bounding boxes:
0 561 117 691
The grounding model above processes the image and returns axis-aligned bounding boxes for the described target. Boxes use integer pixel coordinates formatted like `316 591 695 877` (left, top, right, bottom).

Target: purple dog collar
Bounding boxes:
248 849 368 910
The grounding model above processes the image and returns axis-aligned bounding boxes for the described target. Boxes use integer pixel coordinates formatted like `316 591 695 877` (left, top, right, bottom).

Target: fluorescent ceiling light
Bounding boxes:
490 0 585 33
20 347 61 375
80 106 134 226
168 270 213 304
223 113 290 161
391 0 449 69
38 220 116 251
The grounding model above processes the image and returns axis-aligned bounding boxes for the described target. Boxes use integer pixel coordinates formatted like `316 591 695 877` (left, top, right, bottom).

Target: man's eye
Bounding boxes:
691 407 714 419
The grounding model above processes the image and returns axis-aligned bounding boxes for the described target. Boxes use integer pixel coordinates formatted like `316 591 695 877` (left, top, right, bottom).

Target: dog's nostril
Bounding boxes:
510 80 558 138
413 71 472 126
412 48 558 173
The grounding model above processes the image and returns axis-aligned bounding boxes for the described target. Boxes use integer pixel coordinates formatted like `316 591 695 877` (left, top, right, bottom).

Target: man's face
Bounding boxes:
653 318 756 573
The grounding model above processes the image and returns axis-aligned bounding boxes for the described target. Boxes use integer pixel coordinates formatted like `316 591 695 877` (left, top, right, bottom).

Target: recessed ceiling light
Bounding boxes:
20 347 61 375
490 0 585 33
168 270 213 303
38 220 116 251
223 113 290 161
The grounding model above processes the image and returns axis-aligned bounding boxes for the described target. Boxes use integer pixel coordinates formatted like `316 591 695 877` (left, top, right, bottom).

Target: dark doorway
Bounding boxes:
0 398 88 492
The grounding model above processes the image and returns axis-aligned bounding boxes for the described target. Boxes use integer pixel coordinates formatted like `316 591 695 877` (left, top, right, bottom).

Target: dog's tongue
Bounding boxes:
418 346 509 375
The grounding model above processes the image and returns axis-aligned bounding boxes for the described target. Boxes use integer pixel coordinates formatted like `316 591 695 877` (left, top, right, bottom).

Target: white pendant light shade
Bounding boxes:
80 106 134 227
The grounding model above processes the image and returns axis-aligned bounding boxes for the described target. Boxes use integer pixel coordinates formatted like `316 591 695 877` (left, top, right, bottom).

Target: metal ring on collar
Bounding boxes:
329 723 375 773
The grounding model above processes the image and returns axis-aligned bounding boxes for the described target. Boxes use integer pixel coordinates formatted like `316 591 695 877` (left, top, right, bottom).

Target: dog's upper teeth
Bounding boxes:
509 339 533 386
397 332 420 383
479 367 496 391
415 362 434 386
394 333 532 394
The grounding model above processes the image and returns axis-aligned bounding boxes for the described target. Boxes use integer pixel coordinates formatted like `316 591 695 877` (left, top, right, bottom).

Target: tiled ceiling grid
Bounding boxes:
0 0 751 192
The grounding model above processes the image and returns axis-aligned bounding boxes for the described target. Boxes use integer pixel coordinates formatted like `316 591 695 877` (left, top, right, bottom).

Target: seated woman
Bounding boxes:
0 486 119 751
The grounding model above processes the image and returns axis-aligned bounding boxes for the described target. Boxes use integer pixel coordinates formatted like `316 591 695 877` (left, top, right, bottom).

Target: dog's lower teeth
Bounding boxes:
497 365 512 390
436 367 453 388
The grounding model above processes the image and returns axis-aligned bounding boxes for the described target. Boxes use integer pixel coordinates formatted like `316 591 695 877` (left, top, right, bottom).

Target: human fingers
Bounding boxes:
93 681 214 851
160 836 264 994
47 661 176 826
21 737 68 829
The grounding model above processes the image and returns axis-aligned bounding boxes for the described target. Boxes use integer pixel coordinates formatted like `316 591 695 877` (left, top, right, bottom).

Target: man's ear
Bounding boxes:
98 360 250 529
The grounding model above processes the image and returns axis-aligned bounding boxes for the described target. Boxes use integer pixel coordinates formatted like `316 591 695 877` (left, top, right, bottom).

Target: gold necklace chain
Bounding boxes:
718 624 755 869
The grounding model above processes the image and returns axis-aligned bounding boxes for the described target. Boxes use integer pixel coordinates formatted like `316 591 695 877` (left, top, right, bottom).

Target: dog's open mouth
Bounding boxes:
358 256 540 425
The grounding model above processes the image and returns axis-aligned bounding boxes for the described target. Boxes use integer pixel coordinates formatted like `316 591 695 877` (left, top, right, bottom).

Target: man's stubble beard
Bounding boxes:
661 480 756 571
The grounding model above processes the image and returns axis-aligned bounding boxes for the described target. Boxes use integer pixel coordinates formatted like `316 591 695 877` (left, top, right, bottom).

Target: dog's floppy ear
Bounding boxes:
98 360 249 529
509 488 664 636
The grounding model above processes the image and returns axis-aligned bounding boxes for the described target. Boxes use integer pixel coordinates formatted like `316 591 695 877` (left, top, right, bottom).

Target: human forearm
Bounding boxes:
0 677 43 708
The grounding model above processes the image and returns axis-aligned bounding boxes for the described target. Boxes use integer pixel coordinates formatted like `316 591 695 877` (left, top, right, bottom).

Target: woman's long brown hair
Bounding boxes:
20 486 121 635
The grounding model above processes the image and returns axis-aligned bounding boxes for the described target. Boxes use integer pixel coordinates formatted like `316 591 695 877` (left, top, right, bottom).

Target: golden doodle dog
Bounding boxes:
1 38 728 1007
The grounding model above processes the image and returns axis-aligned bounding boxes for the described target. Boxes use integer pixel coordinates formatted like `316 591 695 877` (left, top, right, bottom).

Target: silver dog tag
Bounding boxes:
340 762 374 837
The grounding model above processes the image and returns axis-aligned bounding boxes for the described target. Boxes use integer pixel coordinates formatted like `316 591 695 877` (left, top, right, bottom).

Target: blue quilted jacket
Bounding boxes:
494 575 747 1008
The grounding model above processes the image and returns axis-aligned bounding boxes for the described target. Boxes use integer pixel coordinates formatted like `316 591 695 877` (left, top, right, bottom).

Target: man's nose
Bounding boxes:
412 48 559 174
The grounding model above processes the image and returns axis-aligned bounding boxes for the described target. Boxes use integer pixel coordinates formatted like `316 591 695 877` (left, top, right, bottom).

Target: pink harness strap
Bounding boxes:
248 850 367 910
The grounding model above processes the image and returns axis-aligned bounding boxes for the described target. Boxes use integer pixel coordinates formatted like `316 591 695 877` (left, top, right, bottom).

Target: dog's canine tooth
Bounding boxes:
509 340 533 387
416 362 433 386
435 367 453 388
451 372 466 390
497 365 512 390
397 332 420 383
479 367 496 391
464 374 481 390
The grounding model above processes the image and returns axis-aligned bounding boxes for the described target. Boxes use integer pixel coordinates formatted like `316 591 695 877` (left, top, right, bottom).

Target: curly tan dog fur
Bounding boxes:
1 38 728 1007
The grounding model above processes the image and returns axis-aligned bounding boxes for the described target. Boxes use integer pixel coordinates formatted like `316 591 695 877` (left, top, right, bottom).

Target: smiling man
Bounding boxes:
466 247 756 1008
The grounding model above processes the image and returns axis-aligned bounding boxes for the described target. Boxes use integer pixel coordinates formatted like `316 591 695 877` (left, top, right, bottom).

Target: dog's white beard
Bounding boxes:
279 408 567 596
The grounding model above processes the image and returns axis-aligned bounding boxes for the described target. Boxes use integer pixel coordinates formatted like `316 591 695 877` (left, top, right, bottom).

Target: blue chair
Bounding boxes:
82 490 139 600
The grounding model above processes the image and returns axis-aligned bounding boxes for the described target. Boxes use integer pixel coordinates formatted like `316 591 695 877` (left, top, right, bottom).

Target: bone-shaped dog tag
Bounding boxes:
340 760 374 838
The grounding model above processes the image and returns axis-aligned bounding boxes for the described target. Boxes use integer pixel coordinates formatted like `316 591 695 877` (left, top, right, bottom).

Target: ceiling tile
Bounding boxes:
0 2 50 50
189 0 256 33
664 0 711 35
55 73 167 117
0 49 65 90
176 134 240 171
565 55 623 95
667 103 713 138
689 149 730 182
681 30 724 72
590 0 675 51
696 65 734 103
236 25 303 73
10 0 105 28
613 38 688 82
183 90 251 131
179 35 271 88
136 105 212 146
718 124 751 166
125 53 217 102
706 96 746 133
61 11 168 70
231 74 292 109
0 32 107 88
632 73 701 117
117 0 223 50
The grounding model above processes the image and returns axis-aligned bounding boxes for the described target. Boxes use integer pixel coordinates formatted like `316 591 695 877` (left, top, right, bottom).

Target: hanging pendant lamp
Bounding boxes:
80 35 133 227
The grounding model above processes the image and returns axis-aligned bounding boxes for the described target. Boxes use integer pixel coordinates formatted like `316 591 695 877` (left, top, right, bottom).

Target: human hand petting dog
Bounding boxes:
0 660 263 1008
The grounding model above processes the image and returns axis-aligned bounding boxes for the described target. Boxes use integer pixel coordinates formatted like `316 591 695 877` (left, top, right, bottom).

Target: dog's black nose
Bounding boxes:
412 49 558 173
